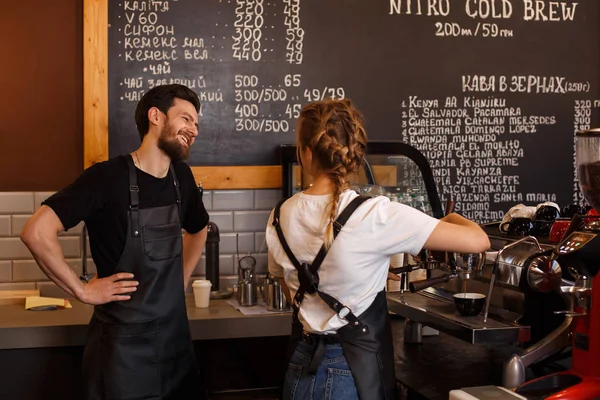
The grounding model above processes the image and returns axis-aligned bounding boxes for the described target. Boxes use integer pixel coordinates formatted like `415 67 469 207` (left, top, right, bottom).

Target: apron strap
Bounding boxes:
308 337 328 374
272 195 370 329
127 155 140 237
126 157 182 235
169 165 182 221
272 198 304 271
315 290 366 331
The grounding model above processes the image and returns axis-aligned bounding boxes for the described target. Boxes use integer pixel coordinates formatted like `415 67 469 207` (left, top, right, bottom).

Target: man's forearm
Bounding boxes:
22 234 85 299
182 227 207 289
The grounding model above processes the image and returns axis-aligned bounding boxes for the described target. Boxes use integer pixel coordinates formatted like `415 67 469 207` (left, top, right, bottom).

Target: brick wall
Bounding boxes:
0 189 280 298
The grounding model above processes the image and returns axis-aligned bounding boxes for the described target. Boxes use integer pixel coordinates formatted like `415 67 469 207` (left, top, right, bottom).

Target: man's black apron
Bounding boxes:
273 196 397 400
82 156 201 400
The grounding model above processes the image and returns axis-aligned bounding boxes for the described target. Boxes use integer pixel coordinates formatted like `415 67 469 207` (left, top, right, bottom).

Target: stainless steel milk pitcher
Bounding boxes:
261 274 290 311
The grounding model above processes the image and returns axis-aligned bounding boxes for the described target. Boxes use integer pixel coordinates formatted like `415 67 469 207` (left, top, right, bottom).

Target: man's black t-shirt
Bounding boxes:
43 155 209 276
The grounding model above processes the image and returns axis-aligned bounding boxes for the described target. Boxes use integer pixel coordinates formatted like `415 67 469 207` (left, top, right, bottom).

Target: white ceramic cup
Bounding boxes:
192 279 212 308
505 204 536 219
499 204 536 233
536 201 560 213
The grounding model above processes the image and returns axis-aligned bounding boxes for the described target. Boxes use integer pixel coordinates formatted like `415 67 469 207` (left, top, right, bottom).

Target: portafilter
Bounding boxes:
408 251 486 293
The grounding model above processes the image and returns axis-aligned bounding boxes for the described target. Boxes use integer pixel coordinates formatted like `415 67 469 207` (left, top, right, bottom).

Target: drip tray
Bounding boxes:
387 290 530 344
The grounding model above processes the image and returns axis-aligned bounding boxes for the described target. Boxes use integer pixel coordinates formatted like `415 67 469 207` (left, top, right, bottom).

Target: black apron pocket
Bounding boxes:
101 320 161 400
325 368 359 400
142 223 182 261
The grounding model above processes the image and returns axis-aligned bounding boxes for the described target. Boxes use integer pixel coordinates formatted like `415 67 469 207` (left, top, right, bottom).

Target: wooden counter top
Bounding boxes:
0 297 534 399
0 295 292 350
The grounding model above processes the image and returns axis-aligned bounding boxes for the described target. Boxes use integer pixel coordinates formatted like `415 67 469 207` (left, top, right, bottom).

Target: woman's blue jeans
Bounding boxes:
282 341 359 400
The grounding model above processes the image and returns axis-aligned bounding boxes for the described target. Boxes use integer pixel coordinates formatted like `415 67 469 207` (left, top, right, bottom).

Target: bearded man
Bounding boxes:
20 84 209 400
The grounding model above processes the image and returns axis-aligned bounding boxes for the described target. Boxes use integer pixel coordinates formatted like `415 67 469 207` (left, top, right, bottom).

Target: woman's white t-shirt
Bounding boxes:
266 189 440 334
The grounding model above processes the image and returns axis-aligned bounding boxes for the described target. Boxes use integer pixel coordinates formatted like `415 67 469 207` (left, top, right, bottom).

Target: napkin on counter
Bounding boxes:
25 296 72 311
225 299 291 316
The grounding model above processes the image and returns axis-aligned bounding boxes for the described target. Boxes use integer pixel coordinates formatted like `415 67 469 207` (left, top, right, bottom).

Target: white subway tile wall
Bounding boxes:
0 190 281 298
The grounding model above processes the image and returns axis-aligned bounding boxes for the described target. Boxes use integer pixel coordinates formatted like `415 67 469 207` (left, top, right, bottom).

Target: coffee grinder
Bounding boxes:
516 128 600 399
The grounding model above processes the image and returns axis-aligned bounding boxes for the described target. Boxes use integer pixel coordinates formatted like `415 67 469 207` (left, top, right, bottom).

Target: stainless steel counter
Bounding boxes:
0 295 292 350
387 289 530 345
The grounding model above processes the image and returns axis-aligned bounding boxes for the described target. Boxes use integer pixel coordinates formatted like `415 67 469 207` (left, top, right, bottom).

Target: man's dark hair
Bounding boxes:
134 84 201 141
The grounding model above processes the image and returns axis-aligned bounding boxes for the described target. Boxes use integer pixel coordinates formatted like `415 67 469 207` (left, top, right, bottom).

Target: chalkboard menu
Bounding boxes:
107 0 600 222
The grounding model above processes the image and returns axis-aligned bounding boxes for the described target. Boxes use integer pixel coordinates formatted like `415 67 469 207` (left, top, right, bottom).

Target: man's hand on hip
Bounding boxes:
79 273 139 305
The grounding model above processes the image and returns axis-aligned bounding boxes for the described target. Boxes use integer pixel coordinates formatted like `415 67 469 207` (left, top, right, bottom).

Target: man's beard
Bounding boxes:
157 124 190 162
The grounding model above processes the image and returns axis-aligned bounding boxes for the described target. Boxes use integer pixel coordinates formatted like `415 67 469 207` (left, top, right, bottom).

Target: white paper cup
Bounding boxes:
192 280 212 308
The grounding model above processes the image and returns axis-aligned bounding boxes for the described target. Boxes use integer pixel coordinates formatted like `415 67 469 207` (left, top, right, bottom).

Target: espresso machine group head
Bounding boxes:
516 128 600 399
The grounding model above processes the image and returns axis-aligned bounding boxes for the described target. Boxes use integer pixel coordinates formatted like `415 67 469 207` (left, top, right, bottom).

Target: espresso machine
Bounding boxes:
515 128 600 399
279 141 578 388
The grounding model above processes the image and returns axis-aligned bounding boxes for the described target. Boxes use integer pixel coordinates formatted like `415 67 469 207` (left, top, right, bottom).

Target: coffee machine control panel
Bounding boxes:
558 231 598 255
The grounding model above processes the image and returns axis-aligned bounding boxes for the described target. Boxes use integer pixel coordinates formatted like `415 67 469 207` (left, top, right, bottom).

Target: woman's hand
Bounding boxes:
387 265 401 281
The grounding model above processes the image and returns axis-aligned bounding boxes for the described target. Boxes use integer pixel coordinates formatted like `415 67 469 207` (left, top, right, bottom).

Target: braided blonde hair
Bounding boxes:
297 99 368 249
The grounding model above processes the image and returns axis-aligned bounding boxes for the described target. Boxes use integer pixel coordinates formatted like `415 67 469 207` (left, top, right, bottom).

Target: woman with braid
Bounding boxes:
266 98 489 399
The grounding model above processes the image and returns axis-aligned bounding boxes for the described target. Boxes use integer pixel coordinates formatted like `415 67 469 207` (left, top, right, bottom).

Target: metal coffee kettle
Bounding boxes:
230 233 258 307
260 274 290 312
235 253 258 307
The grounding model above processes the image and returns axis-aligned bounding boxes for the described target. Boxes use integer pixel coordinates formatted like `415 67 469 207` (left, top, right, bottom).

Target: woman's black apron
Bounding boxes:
82 156 201 400
272 196 398 400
